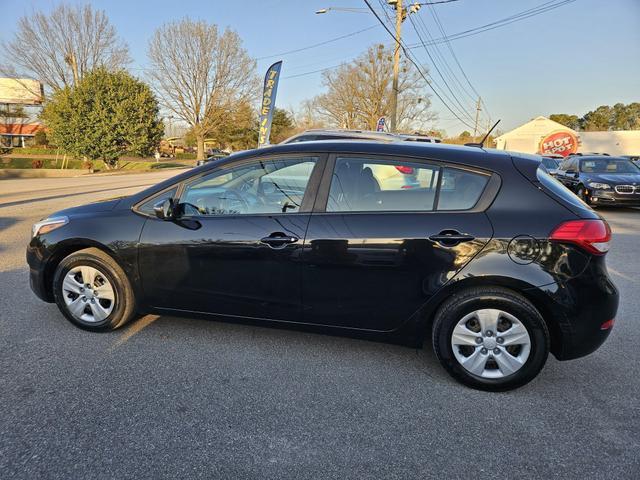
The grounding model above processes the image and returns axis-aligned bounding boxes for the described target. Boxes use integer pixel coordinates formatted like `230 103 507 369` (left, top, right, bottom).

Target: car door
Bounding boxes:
300 154 496 331
137 154 325 321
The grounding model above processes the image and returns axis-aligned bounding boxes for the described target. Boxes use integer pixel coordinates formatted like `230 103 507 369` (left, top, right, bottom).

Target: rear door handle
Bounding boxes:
429 230 475 247
260 232 299 249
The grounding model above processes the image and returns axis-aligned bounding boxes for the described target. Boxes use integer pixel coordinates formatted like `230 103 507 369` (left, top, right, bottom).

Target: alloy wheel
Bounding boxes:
451 309 532 379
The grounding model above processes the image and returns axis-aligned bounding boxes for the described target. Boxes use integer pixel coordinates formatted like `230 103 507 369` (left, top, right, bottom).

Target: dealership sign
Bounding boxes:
538 130 579 157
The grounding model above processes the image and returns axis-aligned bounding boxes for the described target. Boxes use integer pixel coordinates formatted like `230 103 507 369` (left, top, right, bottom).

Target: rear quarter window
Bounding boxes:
536 168 587 209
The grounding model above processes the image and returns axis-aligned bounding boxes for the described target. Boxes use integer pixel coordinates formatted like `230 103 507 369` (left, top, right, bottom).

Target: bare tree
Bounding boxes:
1 4 130 92
147 19 258 160
293 99 327 132
314 44 435 131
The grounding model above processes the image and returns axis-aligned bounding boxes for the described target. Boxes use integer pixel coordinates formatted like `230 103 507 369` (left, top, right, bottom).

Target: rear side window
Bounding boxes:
438 168 489 210
328 157 440 212
326 157 489 212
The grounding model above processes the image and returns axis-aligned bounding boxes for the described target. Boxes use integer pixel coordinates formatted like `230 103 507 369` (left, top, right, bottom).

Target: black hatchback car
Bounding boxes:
27 142 618 391
555 155 640 207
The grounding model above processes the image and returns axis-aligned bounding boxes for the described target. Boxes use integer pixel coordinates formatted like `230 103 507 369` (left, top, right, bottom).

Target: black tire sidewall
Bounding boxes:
434 292 549 391
52 253 130 331
577 186 589 204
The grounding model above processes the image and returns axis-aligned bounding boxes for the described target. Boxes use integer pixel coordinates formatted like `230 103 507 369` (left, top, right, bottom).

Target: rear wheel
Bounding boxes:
432 287 549 391
53 248 137 331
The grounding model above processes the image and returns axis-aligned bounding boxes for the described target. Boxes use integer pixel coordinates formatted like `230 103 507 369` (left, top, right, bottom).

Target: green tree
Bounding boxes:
581 105 613 131
549 113 581 130
33 129 49 146
41 68 163 167
611 102 640 130
269 109 295 144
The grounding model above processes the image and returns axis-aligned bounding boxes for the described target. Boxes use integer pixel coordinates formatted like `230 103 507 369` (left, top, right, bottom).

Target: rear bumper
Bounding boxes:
529 256 618 360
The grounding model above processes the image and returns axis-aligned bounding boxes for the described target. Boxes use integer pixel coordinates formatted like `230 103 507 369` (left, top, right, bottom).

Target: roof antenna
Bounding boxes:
465 119 501 148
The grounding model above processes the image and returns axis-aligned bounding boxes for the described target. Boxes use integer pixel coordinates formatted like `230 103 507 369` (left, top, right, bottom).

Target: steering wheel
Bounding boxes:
218 189 249 214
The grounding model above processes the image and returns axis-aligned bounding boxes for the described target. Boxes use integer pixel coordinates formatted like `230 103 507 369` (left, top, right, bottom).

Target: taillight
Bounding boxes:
395 165 414 174
549 219 612 255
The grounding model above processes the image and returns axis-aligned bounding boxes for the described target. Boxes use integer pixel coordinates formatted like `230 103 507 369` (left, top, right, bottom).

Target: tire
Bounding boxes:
576 186 589 205
52 247 137 332
432 287 549 391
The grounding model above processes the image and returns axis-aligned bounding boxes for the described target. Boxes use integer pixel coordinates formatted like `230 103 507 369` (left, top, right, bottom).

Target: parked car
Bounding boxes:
555 155 640 207
539 155 562 176
281 129 441 145
195 150 229 167
27 141 618 391
622 155 639 167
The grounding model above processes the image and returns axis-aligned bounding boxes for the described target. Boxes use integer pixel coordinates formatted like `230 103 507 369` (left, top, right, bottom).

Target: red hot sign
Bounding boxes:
538 130 579 157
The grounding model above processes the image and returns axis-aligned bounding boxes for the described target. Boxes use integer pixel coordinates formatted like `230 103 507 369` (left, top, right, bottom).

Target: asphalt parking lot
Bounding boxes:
1 172 639 479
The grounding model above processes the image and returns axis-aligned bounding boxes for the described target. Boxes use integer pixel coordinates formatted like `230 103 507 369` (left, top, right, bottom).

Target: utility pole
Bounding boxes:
473 96 482 139
389 0 403 133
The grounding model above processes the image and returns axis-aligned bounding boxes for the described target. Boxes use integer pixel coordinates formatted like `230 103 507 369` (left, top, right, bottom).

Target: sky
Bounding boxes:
1 0 639 136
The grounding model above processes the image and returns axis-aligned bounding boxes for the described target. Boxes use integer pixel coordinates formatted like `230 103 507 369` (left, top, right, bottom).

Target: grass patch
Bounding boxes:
6 147 57 155
174 152 196 160
0 157 92 169
1 157 188 171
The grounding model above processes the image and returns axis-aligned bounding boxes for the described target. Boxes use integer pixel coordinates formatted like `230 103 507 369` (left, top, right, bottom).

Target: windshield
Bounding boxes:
580 158 640 174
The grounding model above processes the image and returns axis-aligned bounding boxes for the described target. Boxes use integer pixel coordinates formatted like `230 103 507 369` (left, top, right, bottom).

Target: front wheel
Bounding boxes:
432 287 549 391
576 186 590 205
52 248 137 331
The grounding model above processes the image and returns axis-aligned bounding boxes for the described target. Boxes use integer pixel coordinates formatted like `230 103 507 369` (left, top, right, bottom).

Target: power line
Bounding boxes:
424 5 492 123
407 0 577 47
256 25 378 60
282 63 344 79
407 14 477 124
375 0 477 126
411 13 479 112
363 0 477 130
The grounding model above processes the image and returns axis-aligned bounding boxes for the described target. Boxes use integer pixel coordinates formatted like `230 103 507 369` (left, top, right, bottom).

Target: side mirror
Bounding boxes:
153 198 175 220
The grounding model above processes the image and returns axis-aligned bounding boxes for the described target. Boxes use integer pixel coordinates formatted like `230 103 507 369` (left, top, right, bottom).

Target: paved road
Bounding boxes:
1 173 639 479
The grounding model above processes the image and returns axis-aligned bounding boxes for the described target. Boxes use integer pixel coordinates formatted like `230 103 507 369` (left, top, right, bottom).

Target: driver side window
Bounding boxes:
180 156 318 216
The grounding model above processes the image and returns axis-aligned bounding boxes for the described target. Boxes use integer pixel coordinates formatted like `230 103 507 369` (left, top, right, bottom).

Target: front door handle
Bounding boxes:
260 232 299 249
429 230 475 247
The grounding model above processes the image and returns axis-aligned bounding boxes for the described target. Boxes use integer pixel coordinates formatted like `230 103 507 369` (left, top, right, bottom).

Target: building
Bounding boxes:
495 116 640 157
579 131 640 156
0 77 44 148
0 122 42 148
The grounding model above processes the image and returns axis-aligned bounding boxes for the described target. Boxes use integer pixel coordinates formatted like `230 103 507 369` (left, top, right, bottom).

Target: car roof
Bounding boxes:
575 155 629 161
282 129 399 143
220 140 512 171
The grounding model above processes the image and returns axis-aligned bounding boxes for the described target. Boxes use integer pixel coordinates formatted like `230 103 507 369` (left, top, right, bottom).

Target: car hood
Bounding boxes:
584 173 640 185
50 197 124 218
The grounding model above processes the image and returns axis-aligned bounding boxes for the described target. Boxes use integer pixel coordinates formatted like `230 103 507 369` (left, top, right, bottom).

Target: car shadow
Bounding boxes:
0 216 19 254
113 311 452 384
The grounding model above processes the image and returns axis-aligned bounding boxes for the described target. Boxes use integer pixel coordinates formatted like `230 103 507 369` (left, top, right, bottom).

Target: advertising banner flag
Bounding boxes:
376 116 386 132
258 61 283 147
